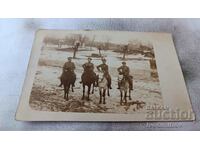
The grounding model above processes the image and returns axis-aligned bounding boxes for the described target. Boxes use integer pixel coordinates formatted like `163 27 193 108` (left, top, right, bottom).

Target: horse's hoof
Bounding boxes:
103 102 106 104
129 97 132 100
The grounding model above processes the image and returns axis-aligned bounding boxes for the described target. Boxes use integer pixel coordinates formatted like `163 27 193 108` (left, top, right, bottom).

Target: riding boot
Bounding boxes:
117 81 120 89
129 79 133 90
106 75 112 89
59 75 63 87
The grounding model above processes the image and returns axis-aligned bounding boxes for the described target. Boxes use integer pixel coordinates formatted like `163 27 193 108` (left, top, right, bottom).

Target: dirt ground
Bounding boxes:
29 46 163 114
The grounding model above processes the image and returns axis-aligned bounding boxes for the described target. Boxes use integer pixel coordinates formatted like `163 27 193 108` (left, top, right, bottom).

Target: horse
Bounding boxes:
118 75 132 105
60 69 76 100
81 68 98 100
97 72 110 104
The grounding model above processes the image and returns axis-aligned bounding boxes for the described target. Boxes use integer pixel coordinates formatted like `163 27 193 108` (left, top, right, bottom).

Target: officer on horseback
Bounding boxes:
82 57 94 72
117 61 133 90
97 58 112 89
80 57 97 84
59 57 76 87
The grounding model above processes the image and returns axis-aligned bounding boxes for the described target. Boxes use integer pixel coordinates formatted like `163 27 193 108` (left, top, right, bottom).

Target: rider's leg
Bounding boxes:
80 72 84 84
128 76 133 90
72 72 76 87
117 81 120 89
106 74 112 89
59 71 64 87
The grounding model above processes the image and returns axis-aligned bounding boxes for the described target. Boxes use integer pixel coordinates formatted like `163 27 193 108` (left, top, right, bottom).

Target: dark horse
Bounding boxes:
81 68 98 100
60 70 76 100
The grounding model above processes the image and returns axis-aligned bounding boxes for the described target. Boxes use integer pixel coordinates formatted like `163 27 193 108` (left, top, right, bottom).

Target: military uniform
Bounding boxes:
59 60 76 87
97 63 112 89
63 62 75 73
117 65 130 76
117 65 133 90
82 62 94 72
81 61 96 84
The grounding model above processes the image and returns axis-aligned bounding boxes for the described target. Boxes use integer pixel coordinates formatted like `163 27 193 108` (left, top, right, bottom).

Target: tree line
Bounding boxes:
43 34 154 59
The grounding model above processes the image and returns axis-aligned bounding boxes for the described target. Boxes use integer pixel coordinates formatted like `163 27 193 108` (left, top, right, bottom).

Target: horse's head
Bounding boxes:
118 75 124 81
118 75 129 88
97 72 104 82
84 66 91 71
64 69 73 74
97 72 108 88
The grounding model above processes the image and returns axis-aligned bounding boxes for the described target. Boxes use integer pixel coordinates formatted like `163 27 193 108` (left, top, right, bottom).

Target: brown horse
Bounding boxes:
60 70 76 100
81 68 98 100
118 75 132 105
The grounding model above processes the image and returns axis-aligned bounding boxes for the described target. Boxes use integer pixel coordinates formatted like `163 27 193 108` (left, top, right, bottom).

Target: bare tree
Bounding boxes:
98 45 102 57
105 37 111 50
58 39 63 49
73 41 80 58
90 35 96 50
122 45 128 60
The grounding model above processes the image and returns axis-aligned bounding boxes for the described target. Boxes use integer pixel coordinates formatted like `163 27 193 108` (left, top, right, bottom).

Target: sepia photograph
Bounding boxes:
15 30 194 121
29 31 163 114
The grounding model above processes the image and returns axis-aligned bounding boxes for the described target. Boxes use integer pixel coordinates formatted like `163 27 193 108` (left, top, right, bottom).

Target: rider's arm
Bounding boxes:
63 63 66 71
91 64 94 70
127 66 130 74
105 65 109 72
97 64 101 71
72 63 75 70
82 64 85 68
117 66 122 72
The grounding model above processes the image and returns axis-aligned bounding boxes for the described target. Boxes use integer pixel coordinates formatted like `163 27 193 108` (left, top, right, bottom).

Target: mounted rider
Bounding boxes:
59 57 76 87
117 61 133 90
80 57 97 83
97 58 112 89
82 57 94 72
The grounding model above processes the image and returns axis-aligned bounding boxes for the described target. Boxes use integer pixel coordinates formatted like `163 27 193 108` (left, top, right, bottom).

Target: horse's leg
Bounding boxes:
92 83 94 94
103 89 106 104
87 85 91 101
66 86 70 101
120 91 123 105
129 89 132 100
82 84 85 100
99 89 102 104
124 91 127 105
71 84 74 92
107 88 110 96
64 84 66 99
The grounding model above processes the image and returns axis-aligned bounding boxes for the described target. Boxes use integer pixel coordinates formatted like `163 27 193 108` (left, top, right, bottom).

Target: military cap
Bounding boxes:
68 57 72 60
102 58 106 62
88 57 92 60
